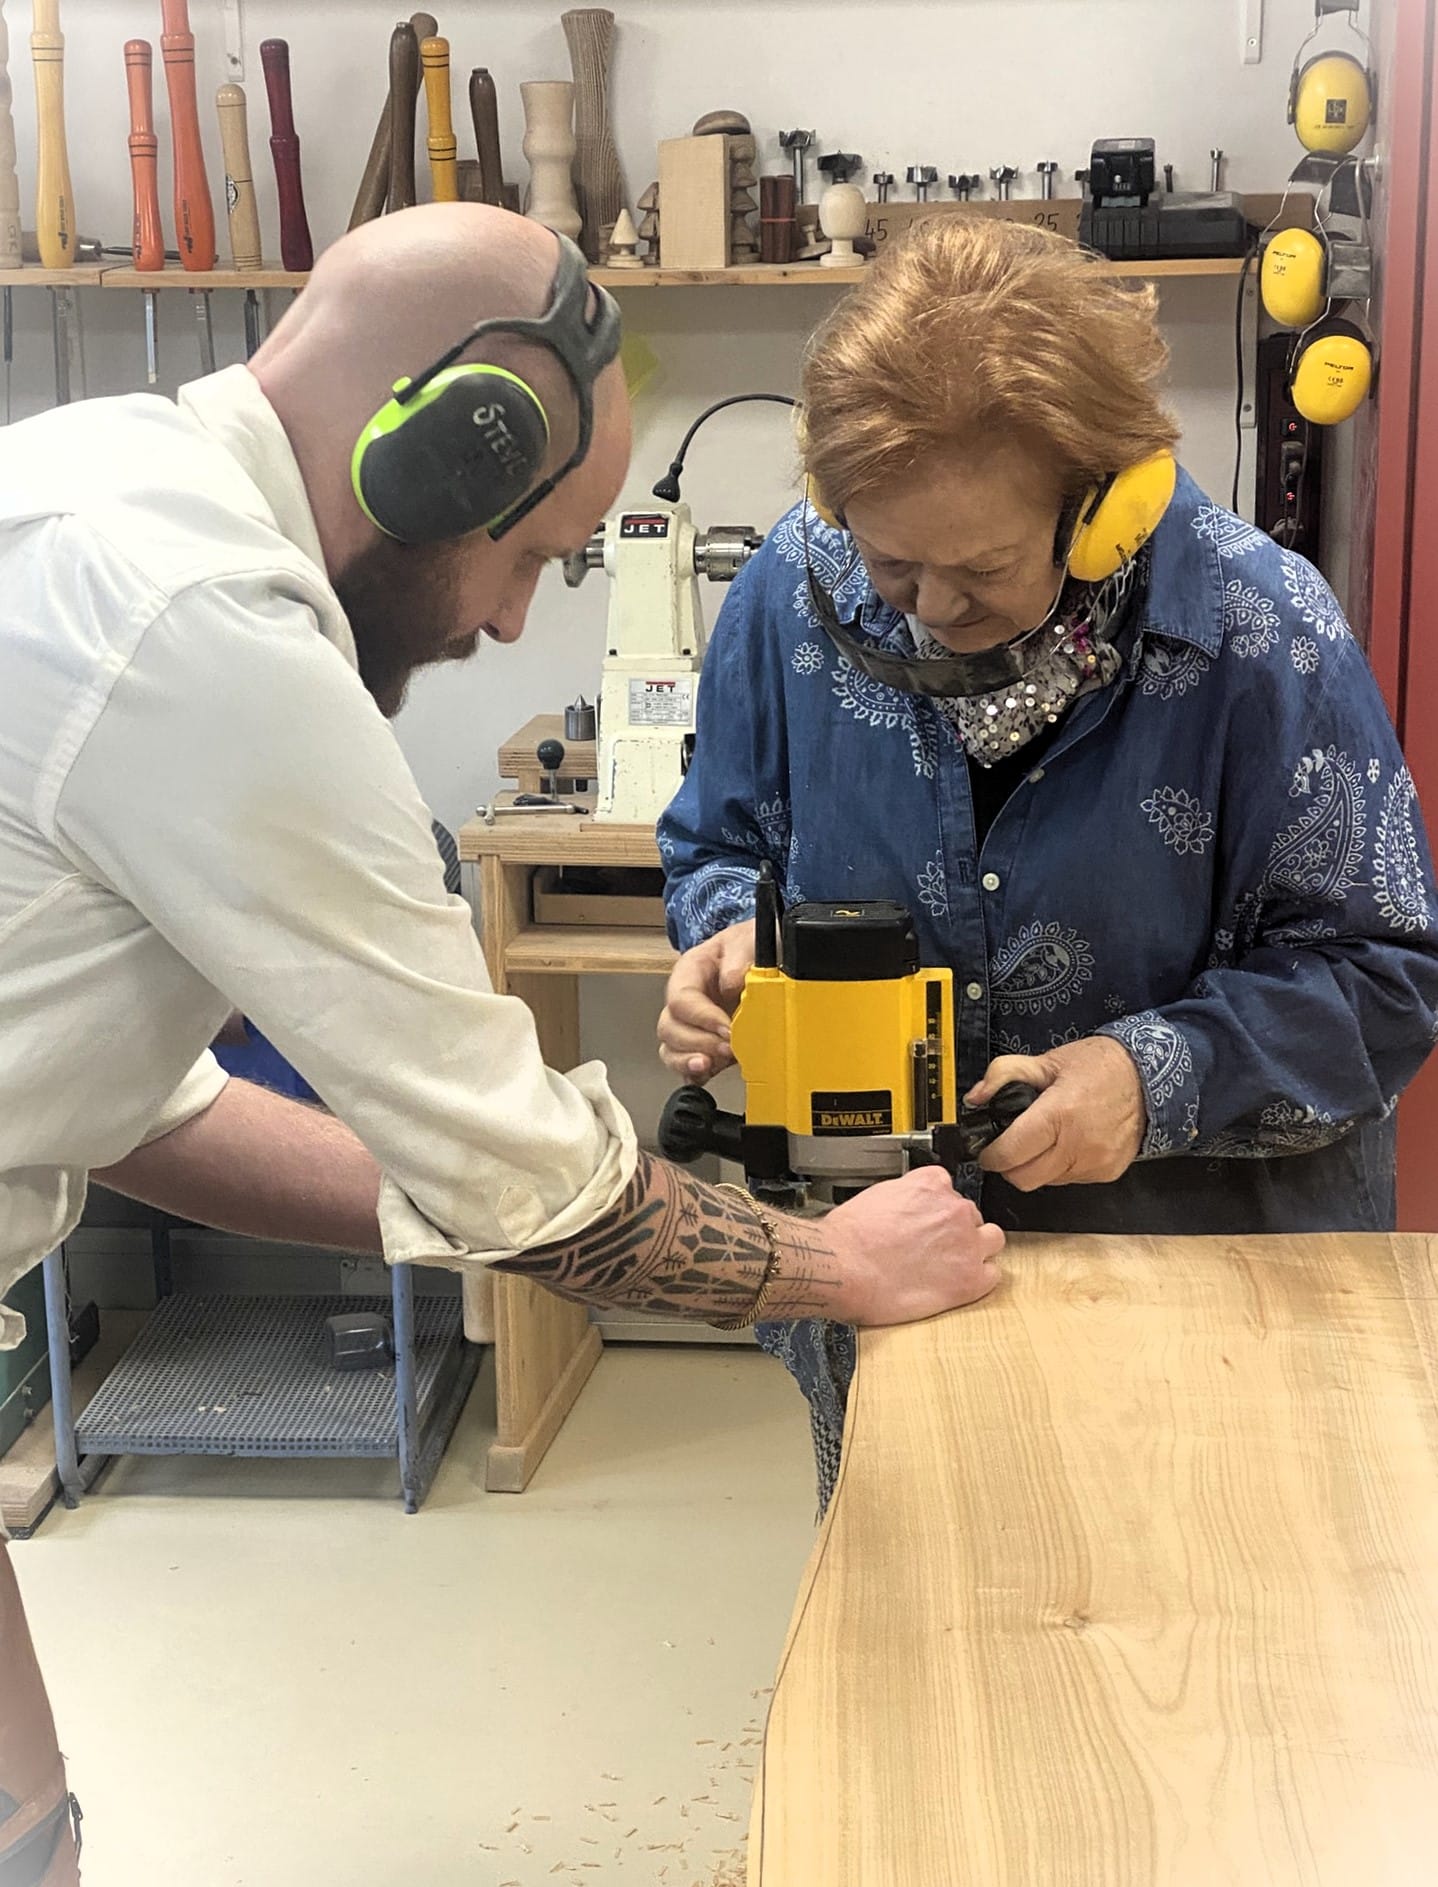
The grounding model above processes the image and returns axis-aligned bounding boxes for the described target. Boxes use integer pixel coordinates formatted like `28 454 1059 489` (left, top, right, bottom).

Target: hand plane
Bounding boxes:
659 863 1036 1207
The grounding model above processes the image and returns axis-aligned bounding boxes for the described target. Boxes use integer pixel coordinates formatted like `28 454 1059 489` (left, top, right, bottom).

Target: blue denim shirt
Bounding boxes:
659 473 1438 1236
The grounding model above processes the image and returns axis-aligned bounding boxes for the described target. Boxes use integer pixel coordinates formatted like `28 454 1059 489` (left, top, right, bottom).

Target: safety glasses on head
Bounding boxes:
351 234 622 547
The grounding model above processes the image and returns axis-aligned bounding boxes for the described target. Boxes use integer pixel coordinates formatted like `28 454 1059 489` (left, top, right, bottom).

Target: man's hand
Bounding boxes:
658 919 756 1081
968 1035 1146 1191
824 1167 1005 1325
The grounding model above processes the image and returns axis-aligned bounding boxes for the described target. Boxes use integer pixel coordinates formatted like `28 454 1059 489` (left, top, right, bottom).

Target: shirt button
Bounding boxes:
965 981 984 1002
1028 767 1045 784
982 872 1001 892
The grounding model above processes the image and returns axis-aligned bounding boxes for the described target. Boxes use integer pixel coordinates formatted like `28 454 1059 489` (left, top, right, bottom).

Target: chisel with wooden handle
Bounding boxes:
160 0 216 376
0 0 21 266
349 10 436 229
0 1 19 423
126 40 164 385
31 0 74 268
468 67 506 208
261 38 312 272
387 22 420 213
216 80 263 359
421 36 458 202
160 0 215 268
216 81 262 269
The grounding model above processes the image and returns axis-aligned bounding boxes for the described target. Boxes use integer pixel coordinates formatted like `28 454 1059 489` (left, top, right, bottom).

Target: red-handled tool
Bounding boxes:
261 37 312 272
125 39 164 384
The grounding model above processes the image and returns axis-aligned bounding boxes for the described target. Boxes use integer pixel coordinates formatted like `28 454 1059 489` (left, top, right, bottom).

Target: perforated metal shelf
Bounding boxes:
74 1293 468 1459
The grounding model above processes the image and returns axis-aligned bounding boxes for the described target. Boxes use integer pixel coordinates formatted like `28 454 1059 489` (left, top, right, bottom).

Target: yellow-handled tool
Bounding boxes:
420 35 458 203
30 0 74 269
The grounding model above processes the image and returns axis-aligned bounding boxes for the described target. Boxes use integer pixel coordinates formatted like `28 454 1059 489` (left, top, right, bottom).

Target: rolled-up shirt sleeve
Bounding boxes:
51 569 637 1265
139 1050 231 1146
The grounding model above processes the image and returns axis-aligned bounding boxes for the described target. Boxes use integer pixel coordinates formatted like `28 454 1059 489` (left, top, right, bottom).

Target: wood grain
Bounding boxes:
0 2 23 265
457 814 661 868
562 8 624 264
660 135 730 271
349 10 436 228
386 21 420 213
751 1233 1438 1885
467 67 505 208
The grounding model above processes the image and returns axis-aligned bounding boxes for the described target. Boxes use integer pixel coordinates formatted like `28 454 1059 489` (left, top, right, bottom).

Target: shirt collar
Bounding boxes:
177 365 328 576
1135 466 1224 656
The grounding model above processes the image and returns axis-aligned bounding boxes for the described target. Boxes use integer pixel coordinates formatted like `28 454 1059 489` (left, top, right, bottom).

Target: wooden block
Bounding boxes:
531 864 667 930
658 134 729 271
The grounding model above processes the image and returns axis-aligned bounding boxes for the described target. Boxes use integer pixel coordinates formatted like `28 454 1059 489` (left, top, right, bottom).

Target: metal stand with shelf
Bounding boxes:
43 1230 478 1515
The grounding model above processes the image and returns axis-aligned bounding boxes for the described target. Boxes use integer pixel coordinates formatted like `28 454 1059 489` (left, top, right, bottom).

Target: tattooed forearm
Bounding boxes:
492 1151 850 1324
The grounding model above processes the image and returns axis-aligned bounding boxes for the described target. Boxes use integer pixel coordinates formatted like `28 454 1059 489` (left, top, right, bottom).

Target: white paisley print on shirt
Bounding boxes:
990 921 1095 1016
916 856 949 919
1223 578 1282 659
1373 767 1431 934
1139 642 1210 699
1280 547 1349 642
1105 1010 1194 1110
1142 785 1215 856
1265 746 1367 904
1190 504 1268 560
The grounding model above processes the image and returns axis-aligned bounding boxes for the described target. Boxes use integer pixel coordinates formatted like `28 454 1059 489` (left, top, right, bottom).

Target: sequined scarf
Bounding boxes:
910 562 1141 767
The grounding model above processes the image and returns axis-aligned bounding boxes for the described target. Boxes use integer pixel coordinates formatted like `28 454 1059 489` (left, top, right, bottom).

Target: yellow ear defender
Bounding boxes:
1261 143 1376 427
1290 316 1374 424
1261 226 1329 330
1065 451 1178 584
1291 49 1374 155
800 437 1177 587
1287 2 1375 158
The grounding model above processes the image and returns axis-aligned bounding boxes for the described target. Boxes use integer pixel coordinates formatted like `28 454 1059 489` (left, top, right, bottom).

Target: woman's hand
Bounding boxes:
658 920 757 1081
968 1036 1147 1190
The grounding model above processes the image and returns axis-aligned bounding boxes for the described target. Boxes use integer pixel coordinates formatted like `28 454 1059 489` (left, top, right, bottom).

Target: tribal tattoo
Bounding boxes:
493 1151 847 1324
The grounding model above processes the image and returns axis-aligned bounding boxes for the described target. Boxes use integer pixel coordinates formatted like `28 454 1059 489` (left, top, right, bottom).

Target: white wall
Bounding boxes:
3 0 1332 1129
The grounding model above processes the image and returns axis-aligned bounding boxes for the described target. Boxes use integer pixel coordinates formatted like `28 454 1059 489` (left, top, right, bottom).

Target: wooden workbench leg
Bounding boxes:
485 933 601 1490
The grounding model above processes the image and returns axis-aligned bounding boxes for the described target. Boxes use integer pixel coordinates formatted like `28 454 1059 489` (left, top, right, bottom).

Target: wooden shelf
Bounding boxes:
458 814 661 869
0 257 1251 296
100 266 307 290
503 923 675 976
591 257 1247 286
0 266 106 287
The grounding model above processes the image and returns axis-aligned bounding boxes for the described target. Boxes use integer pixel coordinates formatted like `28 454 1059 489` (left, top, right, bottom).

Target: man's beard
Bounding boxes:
334 534 482 719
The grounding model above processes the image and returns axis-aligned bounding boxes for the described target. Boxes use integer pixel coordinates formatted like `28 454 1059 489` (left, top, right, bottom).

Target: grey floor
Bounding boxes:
16 1345 817 1886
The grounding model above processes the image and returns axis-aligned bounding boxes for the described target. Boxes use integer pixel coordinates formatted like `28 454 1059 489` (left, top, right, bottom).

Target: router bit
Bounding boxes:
1210 148 1225 193
779 129 815 202
948 172 981 200
990 165 1018 201
1164 162 1176 193
906 164 938 201
871 170 894 203
1037 160 1059 199
2 285 10 423
817 151 862 188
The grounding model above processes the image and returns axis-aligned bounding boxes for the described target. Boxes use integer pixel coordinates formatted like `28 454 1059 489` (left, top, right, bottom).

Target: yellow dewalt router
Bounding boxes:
659 864 1037 1207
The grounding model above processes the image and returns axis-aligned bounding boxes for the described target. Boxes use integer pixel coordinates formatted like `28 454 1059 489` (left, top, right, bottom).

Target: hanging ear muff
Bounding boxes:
1289 48 1374 155
1289 315 1373 424
1066 450 1178 584
351 365 551 546
1262 226 1329 328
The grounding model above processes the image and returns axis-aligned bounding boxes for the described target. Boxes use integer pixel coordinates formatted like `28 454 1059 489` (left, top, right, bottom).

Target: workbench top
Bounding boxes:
751 1232 1438 1885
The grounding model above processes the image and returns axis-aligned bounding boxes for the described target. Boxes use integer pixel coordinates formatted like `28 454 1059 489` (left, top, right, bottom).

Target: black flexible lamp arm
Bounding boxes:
652 393 797 502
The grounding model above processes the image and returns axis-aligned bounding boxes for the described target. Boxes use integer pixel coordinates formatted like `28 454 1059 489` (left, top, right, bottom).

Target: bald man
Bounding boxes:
0 207 1001 1865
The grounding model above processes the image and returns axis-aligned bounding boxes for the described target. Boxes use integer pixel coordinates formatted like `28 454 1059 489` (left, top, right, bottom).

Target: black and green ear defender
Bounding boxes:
350 233 622 547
